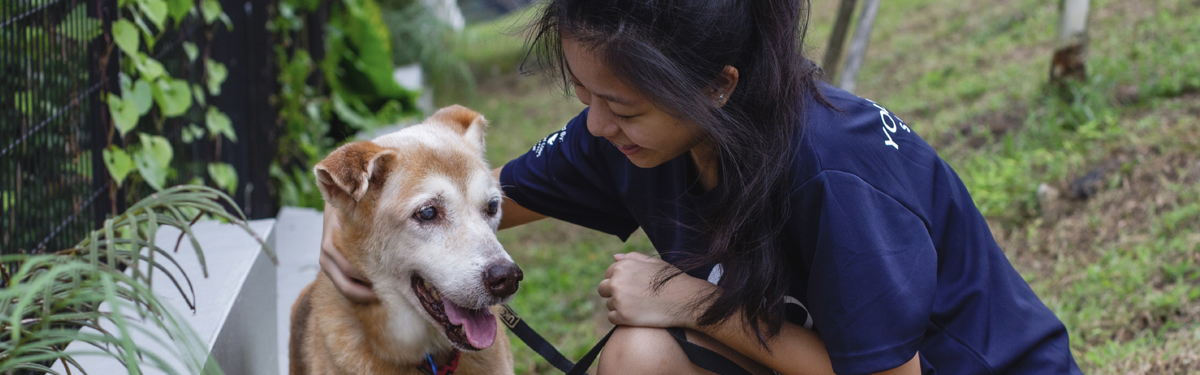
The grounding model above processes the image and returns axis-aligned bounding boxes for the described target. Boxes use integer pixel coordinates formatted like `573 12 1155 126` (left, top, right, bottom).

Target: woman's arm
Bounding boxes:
699 307 921 375
598 252 921 375
494 166 546 229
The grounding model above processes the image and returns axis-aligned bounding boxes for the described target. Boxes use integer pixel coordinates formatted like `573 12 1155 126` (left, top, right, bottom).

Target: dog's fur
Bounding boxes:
290 105 517 375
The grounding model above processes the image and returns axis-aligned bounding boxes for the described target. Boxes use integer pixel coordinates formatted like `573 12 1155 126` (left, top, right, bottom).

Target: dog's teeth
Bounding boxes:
431 289 440 299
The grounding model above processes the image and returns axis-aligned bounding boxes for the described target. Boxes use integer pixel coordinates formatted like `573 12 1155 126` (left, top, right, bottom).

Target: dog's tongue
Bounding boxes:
443 299 496 349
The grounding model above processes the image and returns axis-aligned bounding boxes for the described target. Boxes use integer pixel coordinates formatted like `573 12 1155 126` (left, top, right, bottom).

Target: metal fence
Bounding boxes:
1 0 278 257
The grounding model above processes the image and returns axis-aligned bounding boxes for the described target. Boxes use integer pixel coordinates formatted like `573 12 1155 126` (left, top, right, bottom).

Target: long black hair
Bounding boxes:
522 0 825 344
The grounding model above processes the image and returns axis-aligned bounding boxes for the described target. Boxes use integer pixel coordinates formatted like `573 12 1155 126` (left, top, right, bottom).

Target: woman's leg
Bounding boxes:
596 326 774 375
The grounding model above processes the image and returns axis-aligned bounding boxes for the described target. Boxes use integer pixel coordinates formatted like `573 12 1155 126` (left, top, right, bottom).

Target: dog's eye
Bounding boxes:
415 206 438 221
486 199 500 216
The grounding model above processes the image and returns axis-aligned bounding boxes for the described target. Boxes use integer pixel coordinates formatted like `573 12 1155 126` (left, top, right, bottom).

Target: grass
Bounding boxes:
430 0 1200 373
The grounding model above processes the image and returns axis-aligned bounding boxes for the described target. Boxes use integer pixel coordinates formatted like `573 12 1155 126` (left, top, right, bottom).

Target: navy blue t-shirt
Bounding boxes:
500 83 1082 375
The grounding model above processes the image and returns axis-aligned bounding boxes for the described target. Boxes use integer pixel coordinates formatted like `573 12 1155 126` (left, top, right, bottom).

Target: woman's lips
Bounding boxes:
609 141 641 156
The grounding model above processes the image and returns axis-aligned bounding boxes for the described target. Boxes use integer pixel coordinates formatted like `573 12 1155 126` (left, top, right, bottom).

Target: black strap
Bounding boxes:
666 327 754 375
499 304 578 372
564 326 616 375
501 304 752 375
501 304 614 375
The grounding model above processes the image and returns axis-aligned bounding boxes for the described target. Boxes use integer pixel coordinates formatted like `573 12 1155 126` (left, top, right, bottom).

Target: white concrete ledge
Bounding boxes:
273 207 325 375
51 219 278 375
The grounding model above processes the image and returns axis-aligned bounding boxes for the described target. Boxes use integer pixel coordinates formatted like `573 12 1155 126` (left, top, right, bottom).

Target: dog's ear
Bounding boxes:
428 105 487 152
314 141 397 210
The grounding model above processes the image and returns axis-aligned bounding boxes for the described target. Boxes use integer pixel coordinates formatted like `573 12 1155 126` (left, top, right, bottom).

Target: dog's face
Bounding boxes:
314 105 521 352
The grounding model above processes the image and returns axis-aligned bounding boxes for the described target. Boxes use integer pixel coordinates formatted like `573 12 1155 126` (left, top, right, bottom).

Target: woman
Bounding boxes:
320 0 1083 373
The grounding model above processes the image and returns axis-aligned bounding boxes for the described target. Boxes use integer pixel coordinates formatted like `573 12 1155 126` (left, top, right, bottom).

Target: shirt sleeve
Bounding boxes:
798 170 937 375
500 108 640 240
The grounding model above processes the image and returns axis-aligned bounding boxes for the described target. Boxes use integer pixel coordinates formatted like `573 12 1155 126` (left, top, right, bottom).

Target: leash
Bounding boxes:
499 304 752 375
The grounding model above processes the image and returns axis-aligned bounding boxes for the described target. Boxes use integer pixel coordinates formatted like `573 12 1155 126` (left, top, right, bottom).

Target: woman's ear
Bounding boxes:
713 65 739 107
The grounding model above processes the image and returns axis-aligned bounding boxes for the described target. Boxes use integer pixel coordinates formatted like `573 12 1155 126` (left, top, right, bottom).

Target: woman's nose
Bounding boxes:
586 108 620 138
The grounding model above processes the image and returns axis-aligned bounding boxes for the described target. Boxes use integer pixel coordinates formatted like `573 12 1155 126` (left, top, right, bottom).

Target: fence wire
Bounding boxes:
1 0 278 258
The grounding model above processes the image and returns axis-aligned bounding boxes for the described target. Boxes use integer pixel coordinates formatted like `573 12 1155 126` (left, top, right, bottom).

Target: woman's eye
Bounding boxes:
486 199 500 216
415 206 438 221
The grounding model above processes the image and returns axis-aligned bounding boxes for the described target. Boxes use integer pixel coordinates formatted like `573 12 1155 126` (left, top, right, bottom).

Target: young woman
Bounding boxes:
319 0 1083 373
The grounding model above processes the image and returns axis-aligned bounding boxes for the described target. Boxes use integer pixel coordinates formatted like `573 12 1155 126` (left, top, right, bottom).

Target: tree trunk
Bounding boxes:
822 0 858 83
838 0 881 94
1051 0 1090 85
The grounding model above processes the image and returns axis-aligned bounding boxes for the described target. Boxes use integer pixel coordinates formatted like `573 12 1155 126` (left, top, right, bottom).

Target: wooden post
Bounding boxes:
838 0 881 93
1050 0 1090 85
822 0 858 83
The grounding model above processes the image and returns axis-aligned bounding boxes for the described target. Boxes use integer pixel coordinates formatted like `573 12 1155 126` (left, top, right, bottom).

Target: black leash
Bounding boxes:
499 304 752 375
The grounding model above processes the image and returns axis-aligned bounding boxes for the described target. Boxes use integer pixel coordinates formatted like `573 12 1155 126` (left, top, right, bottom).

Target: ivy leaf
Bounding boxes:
102 145 135 187
219 13 233 30
132 79 153 115
138 0 168 31
183 41 199 63
134 133 173 191
205 107 237 142
151 77 193 117
107 94 139 136
181 123 206 144
132 12 156 50
207 162 238 195
166 0 193 24
119 72 133 92
200 0 221 24
112 19 139 56
206 60 227 96
134 53 165 80
192 83 206 107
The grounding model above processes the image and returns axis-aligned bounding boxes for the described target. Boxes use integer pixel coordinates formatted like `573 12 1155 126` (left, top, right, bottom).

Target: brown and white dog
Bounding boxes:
290 105 521 375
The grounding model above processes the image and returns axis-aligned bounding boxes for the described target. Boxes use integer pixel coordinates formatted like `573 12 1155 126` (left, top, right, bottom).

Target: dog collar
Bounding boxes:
418 350 461 375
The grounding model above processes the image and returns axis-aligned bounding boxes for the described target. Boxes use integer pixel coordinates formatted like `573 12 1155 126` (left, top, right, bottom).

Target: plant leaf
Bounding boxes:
135 53 165 80
151 77 193 118
205 107 236 142
206 60 227 96
192 83 206 107
182 41 199 63
181 124 206 144
102 146 135 187
200 0 221 24
132 79 154 115
138 0 169 30
112 20 139 57
107 94 139 136
207 163 238 195
133 133 173 191
166 0 193 24
132 11 157 50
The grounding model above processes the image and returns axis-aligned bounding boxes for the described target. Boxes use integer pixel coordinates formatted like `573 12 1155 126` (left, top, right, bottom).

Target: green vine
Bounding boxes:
268 0 419 209
101 0 239 198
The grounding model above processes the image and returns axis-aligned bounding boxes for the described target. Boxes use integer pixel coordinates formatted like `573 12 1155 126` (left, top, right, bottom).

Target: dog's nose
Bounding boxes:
484 262 523 297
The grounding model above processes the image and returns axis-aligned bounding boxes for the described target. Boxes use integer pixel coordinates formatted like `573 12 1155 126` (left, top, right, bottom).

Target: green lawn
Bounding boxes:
439 1 1200 373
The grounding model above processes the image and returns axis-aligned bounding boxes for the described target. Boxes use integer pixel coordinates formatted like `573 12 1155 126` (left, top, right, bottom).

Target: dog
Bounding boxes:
290 105 521 375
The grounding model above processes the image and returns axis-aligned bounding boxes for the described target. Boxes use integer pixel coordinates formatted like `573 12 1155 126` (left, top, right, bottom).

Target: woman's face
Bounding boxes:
562 37 706 169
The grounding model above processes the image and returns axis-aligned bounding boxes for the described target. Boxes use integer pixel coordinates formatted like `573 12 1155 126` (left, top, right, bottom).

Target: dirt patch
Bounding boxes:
1001 151 1199 265
936 103 1027 148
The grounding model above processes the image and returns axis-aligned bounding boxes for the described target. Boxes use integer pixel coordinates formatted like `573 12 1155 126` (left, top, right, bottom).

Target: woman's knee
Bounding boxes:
597 326 692 374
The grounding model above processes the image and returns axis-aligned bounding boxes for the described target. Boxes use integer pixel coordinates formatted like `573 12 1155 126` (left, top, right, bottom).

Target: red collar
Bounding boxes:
417 350 461 375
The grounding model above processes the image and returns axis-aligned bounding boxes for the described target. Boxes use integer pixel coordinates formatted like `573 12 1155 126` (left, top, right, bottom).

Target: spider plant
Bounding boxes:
0 185 275 375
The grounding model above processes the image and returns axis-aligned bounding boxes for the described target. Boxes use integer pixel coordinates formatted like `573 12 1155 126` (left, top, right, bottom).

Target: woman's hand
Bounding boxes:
597 252 716 329
320 203 379 303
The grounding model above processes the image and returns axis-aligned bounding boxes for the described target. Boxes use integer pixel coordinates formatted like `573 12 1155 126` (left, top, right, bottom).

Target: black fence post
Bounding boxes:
212 0 278 219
